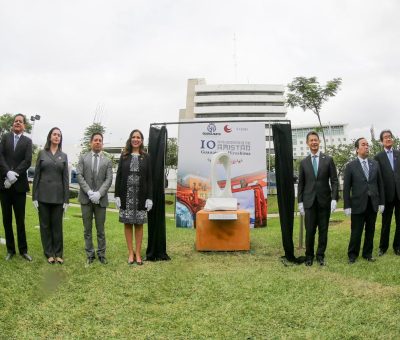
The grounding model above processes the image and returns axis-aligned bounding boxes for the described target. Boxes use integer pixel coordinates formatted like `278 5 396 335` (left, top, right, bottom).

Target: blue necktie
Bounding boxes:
362 160 369 180
387 150 394 171
14 135 20 150
312 155 318 177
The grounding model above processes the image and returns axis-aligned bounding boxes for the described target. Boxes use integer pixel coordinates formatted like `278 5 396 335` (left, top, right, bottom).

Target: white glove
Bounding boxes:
344 208 352 216
379 205 385 214
87 190 94 198
115 197 121 210
4 178 11 189
331 200 337 213
298 202 305 216
145 199 153 212
90 191 101 204
63 203 69 213
33 200 39 210
6 171 19 184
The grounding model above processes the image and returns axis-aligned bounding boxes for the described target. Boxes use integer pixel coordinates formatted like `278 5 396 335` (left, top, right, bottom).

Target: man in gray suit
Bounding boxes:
298 131 339 266
77 133 113 264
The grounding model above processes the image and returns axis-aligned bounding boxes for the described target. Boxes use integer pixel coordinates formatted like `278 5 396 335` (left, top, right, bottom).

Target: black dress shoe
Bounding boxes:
305 259 313 266
98 257 107 264
136 260 144 266
317 257 326 266
5 253 14 261
364 257 376 262
394 249 400 256
378 249 386 256
21 253 32 262
348 257 356 264
86 257 95 265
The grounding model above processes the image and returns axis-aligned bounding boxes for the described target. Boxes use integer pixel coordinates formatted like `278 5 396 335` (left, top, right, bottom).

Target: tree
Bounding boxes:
165 137 178 176
0 113 33 138
326 143 356 178
81 122 106 153
286 77 342 152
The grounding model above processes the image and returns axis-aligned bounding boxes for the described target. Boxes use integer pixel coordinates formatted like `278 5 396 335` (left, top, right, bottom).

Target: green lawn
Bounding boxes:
0 198 399 338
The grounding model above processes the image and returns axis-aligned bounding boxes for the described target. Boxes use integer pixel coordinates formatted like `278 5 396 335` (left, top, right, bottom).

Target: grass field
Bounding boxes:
1 197 400 339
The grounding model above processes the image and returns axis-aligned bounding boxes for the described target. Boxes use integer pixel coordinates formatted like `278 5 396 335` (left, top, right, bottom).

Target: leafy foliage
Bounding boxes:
326 143 356 178
165 137 178 175
287 77 342 151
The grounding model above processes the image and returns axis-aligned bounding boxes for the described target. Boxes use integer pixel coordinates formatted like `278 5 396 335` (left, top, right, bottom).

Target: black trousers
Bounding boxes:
0 189 27 255
38 202 64 258
348 198 377 259
304 200 330 259
379 195 400 252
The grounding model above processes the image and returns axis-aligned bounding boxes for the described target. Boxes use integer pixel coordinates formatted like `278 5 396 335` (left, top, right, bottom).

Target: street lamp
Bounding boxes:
30 114 41 142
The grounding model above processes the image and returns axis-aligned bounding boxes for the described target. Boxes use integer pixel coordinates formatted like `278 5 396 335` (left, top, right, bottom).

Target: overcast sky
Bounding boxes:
1 0 399 162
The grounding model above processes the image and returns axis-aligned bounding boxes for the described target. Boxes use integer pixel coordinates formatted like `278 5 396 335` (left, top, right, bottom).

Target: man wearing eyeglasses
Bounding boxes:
375 130 400 256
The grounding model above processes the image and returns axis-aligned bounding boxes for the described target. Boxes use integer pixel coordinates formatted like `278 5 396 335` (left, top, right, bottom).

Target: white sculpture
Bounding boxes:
204 152 238 211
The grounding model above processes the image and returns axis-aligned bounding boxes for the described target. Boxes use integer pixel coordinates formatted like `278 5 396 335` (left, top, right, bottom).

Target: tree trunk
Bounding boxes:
316 112 327 153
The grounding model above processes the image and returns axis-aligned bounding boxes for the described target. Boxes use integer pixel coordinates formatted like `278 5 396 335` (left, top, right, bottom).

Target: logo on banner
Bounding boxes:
224 125 232 133
203 123 221 136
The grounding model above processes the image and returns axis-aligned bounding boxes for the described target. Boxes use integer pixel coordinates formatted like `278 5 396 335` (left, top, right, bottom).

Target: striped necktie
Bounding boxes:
362 160 369 180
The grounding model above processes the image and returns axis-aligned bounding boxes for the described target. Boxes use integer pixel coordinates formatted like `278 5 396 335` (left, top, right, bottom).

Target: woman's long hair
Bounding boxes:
122 129 145 158
44 127 63 151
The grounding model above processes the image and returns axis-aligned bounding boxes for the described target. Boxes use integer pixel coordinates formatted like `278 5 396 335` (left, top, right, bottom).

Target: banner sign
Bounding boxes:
176 122 267 228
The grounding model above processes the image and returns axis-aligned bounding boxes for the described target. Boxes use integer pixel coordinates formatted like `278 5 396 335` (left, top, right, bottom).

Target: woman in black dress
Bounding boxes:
115 129 153 265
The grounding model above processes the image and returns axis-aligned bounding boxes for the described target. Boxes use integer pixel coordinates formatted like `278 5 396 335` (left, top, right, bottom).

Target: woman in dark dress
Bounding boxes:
32 127 69 264
115 129 153 265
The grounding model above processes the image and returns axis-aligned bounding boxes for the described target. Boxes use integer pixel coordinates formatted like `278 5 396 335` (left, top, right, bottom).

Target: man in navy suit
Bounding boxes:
343 137 385 263
374 130 400 256
298 131 339 266
0 114 33 261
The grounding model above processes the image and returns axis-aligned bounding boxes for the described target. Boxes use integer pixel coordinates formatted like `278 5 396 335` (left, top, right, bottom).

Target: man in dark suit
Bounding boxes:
77 133 113 265
374 130 400 256
343 137 385 264
0 114 33 261
298 131 339 266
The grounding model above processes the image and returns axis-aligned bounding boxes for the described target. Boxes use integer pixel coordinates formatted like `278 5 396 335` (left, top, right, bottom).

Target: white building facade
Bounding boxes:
179 78 287 155
292 123 348 158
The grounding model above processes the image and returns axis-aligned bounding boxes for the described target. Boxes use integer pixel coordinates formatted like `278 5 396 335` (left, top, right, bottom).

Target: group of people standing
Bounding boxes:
298 130 400 265
0 114 153 265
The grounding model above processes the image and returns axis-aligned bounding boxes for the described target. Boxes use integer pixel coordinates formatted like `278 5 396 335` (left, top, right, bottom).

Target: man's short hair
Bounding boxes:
90 132 103 142
354 137 365 149
306 131 320 141
379 129 393 142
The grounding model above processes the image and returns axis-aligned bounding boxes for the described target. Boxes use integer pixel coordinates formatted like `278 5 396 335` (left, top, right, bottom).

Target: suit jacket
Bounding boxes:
115 153 153 210
32 149 69 204
298 152 339 209
77 152 113 208
0 132 32 192
343 158 385 214
374 149 400 203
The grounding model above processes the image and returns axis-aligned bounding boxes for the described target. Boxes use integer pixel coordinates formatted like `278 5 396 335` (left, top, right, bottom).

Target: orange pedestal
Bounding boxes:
195 210 250 251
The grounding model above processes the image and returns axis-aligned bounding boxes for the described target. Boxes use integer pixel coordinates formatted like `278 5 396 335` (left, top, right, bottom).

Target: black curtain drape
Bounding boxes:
146 126 170 261
272 123 298 262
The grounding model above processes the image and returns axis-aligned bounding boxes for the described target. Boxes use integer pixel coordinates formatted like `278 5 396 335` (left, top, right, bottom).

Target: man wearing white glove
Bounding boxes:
343 137 385 264
0 114 33 261
77 133 113 265
298 131 339 266
374 130 400 256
